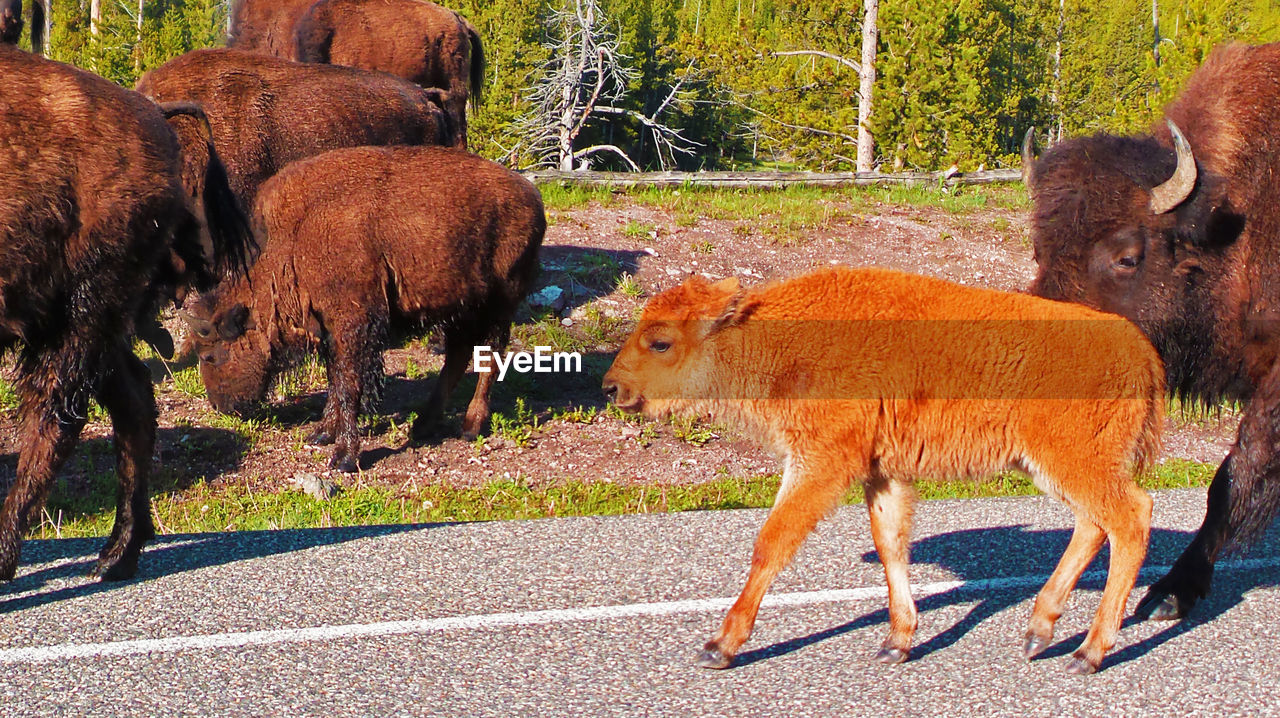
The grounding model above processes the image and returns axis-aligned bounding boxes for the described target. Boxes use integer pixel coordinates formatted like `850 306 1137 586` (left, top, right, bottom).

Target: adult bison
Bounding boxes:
227 0 315 57
293 0 484 148
1025 42 1280 621
185 146 544 472
0 0 41 50
0 46 252 581
136 48 457 210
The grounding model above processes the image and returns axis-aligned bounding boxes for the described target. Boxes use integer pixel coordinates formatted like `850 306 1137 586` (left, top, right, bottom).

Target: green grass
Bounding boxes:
534 180 1028 216
26 458 1218 540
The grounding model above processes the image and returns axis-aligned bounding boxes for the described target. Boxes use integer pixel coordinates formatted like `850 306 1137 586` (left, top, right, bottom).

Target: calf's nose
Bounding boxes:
602 378 619 402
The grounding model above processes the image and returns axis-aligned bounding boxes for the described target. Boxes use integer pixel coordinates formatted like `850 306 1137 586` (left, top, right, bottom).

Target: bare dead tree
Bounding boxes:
516 0 699 171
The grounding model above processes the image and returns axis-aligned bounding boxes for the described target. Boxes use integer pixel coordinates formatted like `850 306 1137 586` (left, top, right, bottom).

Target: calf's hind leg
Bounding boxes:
865 475 918 663
698 457 851 669
1068 482 1151 674
1023 516 1107 659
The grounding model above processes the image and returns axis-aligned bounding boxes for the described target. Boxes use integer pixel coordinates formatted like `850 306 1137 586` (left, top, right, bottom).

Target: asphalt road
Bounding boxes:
2 488 1279 717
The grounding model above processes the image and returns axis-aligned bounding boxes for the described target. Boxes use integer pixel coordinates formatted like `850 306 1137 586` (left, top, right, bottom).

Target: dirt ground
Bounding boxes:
0 188 1240 503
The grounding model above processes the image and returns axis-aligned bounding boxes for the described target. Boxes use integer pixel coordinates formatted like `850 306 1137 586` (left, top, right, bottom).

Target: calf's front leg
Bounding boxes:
698 457 850 669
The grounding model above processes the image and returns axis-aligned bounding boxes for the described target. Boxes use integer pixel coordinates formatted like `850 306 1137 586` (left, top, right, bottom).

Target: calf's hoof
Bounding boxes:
1065 653 1099 675
1022 633 1051 659
695 641 733 669
873 644 910 665
1135 588 1194 622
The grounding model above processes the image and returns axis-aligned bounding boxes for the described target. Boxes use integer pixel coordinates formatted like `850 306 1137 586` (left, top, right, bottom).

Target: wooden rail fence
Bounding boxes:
522 168 1023 189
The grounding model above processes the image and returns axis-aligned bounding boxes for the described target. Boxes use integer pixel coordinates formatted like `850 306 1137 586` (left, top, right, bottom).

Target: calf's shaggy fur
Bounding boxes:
186 146 545 472
603 267 1164 673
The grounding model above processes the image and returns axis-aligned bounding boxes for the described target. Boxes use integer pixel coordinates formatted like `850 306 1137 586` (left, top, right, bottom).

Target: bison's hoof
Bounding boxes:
873 645 909 665
329 453 359 474
1065 654 1099 675
410 419 441 442
696 642 733 669
306 427 334 446
91 555 138 582
1135 589 1193 622
1022 633 1051 659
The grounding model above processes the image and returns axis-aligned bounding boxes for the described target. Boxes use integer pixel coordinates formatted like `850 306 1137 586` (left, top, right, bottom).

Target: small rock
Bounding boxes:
291 473 340 501
643 247 659 257
561 317 573 327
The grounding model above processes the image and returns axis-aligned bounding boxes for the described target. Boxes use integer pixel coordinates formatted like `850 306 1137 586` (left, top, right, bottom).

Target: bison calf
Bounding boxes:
603 268 1164 674
186 146 545 472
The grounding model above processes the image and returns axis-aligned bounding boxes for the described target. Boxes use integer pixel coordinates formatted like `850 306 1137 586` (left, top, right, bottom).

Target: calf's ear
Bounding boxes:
706 290 759 336
217 303 254 340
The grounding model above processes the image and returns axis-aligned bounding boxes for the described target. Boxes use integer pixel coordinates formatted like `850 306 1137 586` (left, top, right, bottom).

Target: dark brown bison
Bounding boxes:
135 48 457 209
293 0 484 148
1025 42 1280 621
227 0 316 57
0 0 40 50
184 146 545 473
0 46 251 580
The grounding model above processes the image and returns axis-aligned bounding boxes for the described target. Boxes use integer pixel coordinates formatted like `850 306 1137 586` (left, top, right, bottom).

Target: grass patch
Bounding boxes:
26 458 1217 540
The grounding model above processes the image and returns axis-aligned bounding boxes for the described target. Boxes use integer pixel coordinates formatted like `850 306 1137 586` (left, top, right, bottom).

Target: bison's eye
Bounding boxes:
1114 254 1140 271
648 339 672 353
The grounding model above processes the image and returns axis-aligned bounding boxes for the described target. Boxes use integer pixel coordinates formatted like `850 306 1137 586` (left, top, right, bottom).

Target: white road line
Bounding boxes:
2 557 1278 664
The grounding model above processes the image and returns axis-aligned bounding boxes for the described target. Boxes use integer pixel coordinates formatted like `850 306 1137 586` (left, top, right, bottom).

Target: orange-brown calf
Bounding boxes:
603 267 1164 674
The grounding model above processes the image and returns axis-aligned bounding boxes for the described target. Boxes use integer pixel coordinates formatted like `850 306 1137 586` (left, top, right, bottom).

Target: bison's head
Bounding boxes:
603 276 754 418
0 0 22 45
184 293 271 417
1025 122 1244 347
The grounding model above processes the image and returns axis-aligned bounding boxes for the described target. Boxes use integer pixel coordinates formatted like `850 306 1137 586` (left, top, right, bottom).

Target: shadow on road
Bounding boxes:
733 522 1280 671
0 521 453 615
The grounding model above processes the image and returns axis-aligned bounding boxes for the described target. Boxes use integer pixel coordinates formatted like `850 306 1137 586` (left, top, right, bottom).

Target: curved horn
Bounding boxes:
1021 126 1037 187
1149 120 1197 215
179 309 215 339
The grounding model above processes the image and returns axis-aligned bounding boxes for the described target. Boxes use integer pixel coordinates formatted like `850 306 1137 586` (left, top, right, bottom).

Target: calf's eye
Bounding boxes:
648 340 671 353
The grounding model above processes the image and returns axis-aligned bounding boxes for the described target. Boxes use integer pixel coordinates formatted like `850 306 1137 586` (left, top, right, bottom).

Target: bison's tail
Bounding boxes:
160 102 257 289
29 0 42 54
1132 350 1167 476
465 18 485 112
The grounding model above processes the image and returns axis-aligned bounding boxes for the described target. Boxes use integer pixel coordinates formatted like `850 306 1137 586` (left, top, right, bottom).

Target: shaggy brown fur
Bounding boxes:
294 0 483 148
136 48 456 209
604 268 1165 674
186 146 545 473
227 0 315 56
1027 42 1280 621
0 47 252 581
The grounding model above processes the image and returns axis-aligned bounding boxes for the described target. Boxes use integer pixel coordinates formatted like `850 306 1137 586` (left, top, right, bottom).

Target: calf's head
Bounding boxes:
603 276 755 417
1026 122 1244 341
184 293 271 417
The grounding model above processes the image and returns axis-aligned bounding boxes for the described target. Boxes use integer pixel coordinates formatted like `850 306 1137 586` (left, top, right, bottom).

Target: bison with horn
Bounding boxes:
1025 42 1280 621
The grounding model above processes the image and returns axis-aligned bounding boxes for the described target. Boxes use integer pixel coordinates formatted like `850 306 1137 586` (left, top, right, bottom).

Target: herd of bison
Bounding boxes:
3 1 1280 674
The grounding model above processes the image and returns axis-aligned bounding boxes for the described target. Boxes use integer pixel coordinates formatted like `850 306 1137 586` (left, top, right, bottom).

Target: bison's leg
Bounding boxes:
0 352 91 580
461 323 512 440
306 358 341 446
697 456 850 669
411 324 483 441
864 475 917 664
91 346 157 580
322 319 384 473
1023 516 1106 659
1138 367 1280 621
1069 483 1151 674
